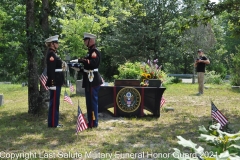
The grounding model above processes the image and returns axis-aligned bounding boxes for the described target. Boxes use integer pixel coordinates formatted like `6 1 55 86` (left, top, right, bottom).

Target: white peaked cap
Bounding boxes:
83 32 97 40
45 35 59 42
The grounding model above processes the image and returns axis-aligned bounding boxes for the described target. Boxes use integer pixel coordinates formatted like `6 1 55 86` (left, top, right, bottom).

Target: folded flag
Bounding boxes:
67 62 83 68
211 101 228 127
39 68 48 90
70 83 75 93
64 91 73 105
160 96 166 108
76 105 88 133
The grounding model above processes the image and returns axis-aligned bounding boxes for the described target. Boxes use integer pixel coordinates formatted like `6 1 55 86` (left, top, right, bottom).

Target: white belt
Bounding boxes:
49 86 56 90
55 69 63 72
84 69 98 72
84 68 98 82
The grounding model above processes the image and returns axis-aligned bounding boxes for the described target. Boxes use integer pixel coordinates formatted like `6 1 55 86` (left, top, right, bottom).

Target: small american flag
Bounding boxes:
76 105 88 133
64 91 73 105
39 68 48 90
160 96 166 108
70 82 75 93
211 101 228 127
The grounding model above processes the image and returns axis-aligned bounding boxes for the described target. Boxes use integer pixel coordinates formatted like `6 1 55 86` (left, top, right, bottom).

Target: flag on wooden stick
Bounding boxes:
76 105 88 133
70 82 75 93
64 91 73 105
211 101 228 127
39 68 48 90
160 96 166 108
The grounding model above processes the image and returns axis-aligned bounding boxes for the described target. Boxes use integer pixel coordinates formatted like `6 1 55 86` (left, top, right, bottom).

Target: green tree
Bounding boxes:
230 45 240 85
203 0 240 36
0 1 27 82
102 0 182 79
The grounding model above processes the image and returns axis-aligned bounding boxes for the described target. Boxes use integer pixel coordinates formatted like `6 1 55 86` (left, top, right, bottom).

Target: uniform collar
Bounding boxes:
88 44 96 51
49 48 57 53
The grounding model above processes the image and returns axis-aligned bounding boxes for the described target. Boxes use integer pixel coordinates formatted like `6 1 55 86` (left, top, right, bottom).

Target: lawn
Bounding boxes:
0 83 239 160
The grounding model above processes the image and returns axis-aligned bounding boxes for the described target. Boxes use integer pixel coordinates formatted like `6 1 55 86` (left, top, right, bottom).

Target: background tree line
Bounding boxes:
0 0 239 114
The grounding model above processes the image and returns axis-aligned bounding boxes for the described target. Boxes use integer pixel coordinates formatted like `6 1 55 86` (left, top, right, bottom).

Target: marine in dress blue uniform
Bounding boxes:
45 35 65 128
71 33 103 128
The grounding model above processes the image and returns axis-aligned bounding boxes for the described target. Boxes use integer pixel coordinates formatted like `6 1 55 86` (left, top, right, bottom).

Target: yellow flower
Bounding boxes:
146 74 151 79
139 59 166 82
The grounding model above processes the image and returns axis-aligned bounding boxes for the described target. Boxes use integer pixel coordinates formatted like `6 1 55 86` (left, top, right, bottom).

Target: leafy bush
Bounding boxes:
113 62 141 80
210 63 227 80
171 77 182 84
161 76 176 84
205 71 224 84
172 123 240 160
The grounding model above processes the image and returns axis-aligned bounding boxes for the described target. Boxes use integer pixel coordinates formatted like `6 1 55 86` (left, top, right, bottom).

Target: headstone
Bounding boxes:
0 94 3 106
164 107 174 112
76 80 85 96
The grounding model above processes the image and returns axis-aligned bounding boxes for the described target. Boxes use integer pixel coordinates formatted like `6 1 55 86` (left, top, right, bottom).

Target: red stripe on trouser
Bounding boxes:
113 86 116 116
52 90 56 127
91 88 93 127
141 88 144 116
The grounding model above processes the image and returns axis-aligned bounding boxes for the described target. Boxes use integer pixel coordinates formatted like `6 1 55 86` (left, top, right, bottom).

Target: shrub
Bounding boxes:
205 71 224 85
113 62 141 80
171 77 182 84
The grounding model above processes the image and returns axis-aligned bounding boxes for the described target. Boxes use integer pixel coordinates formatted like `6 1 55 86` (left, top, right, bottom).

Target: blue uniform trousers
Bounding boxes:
48 86 61 127
85 86 100 127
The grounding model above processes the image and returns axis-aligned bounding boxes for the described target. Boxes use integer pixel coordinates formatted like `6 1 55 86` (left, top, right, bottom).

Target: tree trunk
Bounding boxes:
26 0 40 114
192 58 196 84
39 0 50 109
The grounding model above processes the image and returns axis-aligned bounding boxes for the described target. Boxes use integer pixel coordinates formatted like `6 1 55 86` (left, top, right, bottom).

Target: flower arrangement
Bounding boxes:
140 59 166 86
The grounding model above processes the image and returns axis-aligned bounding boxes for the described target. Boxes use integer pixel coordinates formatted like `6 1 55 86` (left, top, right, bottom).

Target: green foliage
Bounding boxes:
209 63 227 79
203 0 240 36
103 0 182 66
170 77 182 84
160 76 176 85
230 45 240 86
113 62 141 80
205 71 224 85
173 123 240 160
0 0 239 86
0 0 62 82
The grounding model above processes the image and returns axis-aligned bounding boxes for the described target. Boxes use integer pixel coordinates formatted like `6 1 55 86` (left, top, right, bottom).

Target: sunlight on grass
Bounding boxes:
0 83 240 159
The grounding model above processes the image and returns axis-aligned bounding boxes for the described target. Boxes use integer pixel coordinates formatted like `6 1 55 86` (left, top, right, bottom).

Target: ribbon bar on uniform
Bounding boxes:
84 68 98 82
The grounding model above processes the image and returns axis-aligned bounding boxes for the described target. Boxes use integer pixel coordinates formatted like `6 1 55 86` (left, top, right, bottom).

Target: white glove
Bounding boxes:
70 59 78 63
71 67 80 71
49 86 56 90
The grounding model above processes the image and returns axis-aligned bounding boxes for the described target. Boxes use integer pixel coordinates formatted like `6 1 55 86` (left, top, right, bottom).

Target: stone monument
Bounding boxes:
76 80 85 96
0 94 3 106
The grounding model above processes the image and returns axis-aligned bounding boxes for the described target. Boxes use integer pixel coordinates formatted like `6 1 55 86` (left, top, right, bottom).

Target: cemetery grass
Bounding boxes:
0 83 240 160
